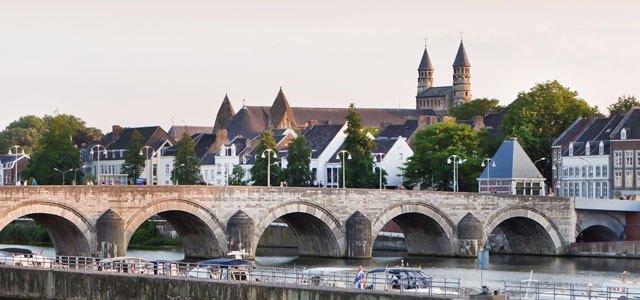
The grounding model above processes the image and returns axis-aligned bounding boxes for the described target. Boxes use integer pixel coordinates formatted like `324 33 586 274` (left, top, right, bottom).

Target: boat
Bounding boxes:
365 267 459 296
188 258 255 280
300 267 358 288
98 256 150 274
0 247 53 268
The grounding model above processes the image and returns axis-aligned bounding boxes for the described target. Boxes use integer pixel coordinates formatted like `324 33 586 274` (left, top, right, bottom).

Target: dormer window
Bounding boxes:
585 143 590 156
621 128 627 140
226 147 233 156
599 141 604 155
569 143 574 156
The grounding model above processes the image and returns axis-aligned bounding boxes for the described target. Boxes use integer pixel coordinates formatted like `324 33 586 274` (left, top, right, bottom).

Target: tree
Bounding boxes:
342 104 377 188
403 121 483 192
607 95 640 116
121 130 145 183
0 115 47 154
23 115 82 185
228 165 248 186
171 133 201 185
250 130 281 186
500 80 596 182
42 114 103 148
284 136 313 186
450 98 504 120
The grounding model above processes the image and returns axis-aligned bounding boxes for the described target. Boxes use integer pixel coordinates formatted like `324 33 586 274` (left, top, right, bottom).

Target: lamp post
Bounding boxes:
173 163 185 185
447 155 467 192
261 149 278 187
373 153 385 190
53 168 73 185
481 158 496 193
8 145 25 185
336 150 352 189
90 144 107 185
139 145 154 185
73 167 83 185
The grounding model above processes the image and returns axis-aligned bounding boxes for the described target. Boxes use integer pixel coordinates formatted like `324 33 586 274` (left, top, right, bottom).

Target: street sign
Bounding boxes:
477 249 489 270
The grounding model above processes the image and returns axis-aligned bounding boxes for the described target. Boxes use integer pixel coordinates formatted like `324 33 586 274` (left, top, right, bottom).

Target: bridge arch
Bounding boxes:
371 202 457 255
0 201 95 256
124 199 227 259
254 201 344 258
484 206 564 255
576 213 624 242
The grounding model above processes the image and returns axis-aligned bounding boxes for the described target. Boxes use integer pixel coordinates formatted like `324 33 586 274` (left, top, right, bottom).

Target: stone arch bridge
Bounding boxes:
0 186 599 259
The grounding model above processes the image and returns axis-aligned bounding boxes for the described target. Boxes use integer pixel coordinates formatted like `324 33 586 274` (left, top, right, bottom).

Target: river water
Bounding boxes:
3 244 639 290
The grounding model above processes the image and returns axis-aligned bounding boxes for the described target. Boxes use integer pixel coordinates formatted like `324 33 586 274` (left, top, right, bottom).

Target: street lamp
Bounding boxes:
173 163 185 185
139 145 154 185
481 158 496 193
336 150 352 189
73 167 83 185
447 155 467 192
53 168 73 185
8 145 25 185
261 149 278 187
90 144 107 185
373 153 385 190
534 157 546 166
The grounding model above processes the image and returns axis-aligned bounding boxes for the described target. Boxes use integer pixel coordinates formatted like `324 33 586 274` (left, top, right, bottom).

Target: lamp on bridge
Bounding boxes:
139 146 154 186
90 144 108 185
481 158 496 193
336 150 352 189
261 149 278 187
8 145 25 185
173 163 185 185
372 153 385 190
447 155 466 192
53 168 73 185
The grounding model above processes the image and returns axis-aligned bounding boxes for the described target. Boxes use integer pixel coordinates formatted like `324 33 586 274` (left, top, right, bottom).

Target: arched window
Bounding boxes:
585 142 590 155
599 141 604 155
569 143 574 156
621 128 627 140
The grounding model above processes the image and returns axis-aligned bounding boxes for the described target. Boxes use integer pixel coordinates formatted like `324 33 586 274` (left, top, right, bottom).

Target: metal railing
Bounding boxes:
504 281 640 300
0 254 461 297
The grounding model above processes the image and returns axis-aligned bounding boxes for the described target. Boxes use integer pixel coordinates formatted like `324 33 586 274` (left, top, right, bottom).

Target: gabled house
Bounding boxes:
0 154 30 186
372 137 413 188
84 125 174 185
478 138 546 195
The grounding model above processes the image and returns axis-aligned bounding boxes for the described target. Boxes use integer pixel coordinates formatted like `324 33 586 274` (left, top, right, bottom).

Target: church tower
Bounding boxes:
417 47 434 94
452 40 471 106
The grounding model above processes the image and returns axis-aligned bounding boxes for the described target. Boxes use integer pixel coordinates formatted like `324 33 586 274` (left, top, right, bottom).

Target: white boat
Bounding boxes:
98 256 150 274
300 267 358 288
365 267 459 296
0 248 53 268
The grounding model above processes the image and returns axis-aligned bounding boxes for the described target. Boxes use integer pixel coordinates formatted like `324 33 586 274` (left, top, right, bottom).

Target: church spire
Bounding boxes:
452 40 471 106
418 48 434 71
417 44 434 94
213 94 236 132
453 40 470 67
269 87 297 129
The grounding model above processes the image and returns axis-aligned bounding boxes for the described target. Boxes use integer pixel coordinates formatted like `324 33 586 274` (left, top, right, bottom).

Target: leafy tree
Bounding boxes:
171 133 201 185
0 115 47 154
251 130 282 186
450 98 504 120
42 114 103 147
228 165 248 186
121 130 145 183
499 80 596 182
477 128 504 158
403 121 483 192
607 95 640 116
342 104 377 188
23 115 82 185
284 136 313 186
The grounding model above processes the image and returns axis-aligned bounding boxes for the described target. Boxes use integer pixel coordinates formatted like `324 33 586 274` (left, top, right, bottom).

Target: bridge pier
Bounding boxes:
96 210 125 258
457 213 484 257
227 210 255 259
345 212 372 258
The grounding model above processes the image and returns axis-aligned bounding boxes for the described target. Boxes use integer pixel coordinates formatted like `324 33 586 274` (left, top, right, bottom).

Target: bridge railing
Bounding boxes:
0 254 461 297
503 280 640 300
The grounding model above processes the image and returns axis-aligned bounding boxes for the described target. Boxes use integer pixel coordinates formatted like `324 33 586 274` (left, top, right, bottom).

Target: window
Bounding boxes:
562 182 568 197
585 143 590 155
165 164 170 174
615 151 623 167
569 143 574 156
615 170 623 187
626 170 634 187
569 182 574 197
596 166 601 177
205 170 209 179
581 166 586 178
621 128 627 140
602 182 608 198
569 167 574 177
596 182 601 198
216 164 222 175
625 151 634 167
637 151 640 166
563 167 568 177
581 182 587 197
603 165 608 177
637 170 640 189
588 182 593 198
599 141 604 155
588 166 593 178
399 153 403 160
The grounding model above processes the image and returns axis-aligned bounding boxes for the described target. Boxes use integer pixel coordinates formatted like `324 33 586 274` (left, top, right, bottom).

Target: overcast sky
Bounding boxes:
1 0 639 132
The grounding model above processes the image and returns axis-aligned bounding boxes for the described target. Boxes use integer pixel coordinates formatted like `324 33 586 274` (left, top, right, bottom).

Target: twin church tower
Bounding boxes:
416 40 471 114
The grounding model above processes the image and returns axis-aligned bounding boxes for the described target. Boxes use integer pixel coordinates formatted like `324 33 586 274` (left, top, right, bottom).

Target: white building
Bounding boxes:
372 137 413 188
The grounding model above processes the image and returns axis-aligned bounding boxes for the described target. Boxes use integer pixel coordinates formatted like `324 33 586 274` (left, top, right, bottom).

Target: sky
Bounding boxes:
1 0 639 133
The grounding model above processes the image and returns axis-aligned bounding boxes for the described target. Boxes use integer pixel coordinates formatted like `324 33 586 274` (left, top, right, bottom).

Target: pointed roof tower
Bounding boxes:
269 87 297 129
479 138 543 179
453 41 471 67
418 48 434 71
213 94 236 132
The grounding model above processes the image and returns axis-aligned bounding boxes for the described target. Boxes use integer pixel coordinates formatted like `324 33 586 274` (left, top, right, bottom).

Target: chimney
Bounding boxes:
111 125 122 143
418 116 439 127
472 115 485 130
442 116 456 123
307 120 319 127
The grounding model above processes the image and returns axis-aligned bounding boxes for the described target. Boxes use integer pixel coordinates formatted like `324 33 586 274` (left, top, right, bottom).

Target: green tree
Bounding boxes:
228 165 248 186
0 115 47 154
171 133 201 185
607 95 639 116
121 130 145 183
342 104 377 188
403 121 483 192
499 80 596 181
23 115 82 185
250 130 282 186
42 114 103 147
284 136 313 186
450 98 504 120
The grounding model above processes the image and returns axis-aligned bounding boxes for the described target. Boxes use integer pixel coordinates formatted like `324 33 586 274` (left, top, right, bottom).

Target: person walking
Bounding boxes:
32 179 38 187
